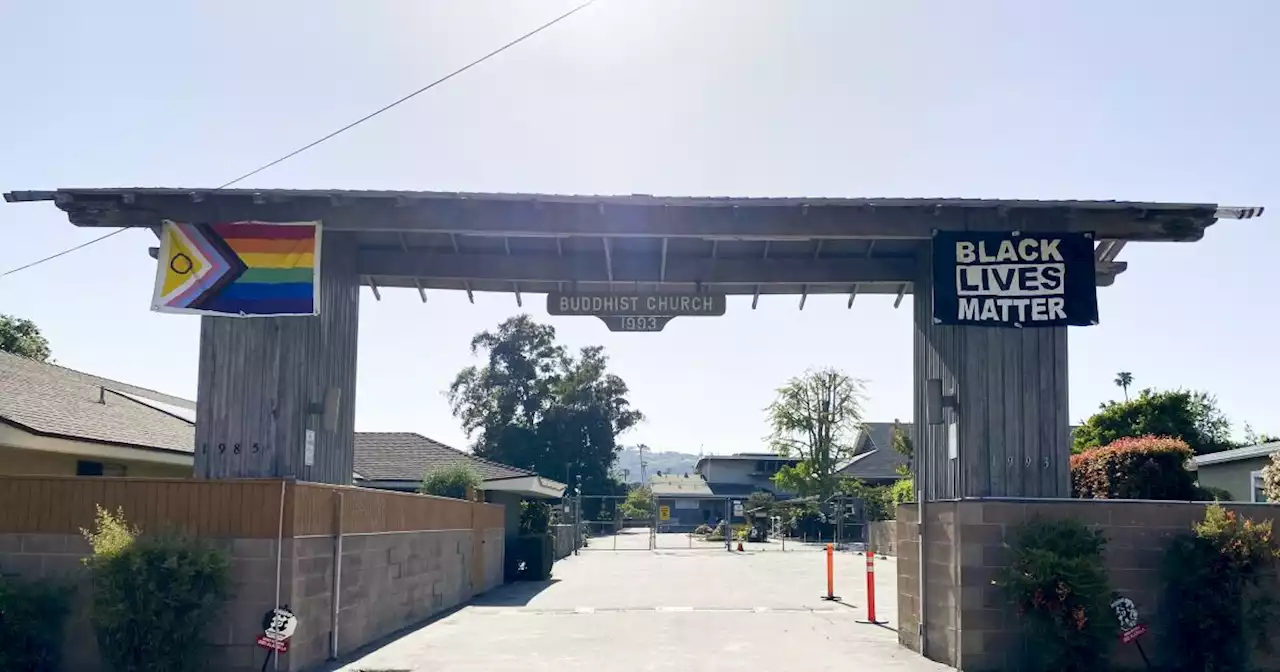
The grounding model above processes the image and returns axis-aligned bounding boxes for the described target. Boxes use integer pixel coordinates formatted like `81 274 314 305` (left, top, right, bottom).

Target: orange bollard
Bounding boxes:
858 550 885 624
821 543 840 601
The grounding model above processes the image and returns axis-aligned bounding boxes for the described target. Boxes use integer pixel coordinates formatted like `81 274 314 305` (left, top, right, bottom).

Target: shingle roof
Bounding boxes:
650 474 713 497
0 351 195 453
352 432 534 482
1192 441 1280 467
840 422 912 481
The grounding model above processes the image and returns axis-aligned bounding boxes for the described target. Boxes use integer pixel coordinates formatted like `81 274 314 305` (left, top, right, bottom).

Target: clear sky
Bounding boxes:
2 1 1276 455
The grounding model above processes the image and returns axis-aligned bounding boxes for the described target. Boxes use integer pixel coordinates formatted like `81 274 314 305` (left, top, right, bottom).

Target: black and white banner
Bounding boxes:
932 231 1099 328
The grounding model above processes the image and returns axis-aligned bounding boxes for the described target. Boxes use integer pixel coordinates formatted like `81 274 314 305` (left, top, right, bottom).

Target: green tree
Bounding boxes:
745 490 776 516
448 315 644 503
768 368 866 499
619 485 654 520
1072 388 1234 455
1114 371 1133 401
891 419 913 477
419 464 482 499
1242 423 1280 446
0 315 51 361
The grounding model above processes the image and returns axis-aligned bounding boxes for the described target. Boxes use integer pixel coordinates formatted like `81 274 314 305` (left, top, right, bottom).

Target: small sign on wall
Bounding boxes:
304 430 315 467
256 606 298 654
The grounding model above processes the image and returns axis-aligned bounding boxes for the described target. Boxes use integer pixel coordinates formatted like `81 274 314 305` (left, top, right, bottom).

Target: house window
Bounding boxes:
1251 471 1269 503
76 460 126 477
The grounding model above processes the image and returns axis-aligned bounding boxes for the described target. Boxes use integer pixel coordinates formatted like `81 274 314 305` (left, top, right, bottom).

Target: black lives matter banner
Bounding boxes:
932 231 1098 328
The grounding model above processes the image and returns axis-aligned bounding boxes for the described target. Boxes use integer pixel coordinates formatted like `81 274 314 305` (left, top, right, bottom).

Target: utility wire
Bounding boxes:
0 229 129 278
0 0 600 279
213 0 599 189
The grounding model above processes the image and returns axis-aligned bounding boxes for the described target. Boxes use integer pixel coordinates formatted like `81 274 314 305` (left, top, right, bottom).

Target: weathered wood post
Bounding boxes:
194 231 360 484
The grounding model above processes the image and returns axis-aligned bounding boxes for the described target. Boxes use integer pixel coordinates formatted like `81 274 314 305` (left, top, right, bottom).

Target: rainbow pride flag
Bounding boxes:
152 220 321 317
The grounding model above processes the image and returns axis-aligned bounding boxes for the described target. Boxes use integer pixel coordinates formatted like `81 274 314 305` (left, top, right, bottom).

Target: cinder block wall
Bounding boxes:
866 520 898 556
896 499 1280 672
553 524 576 559
0 476 507 672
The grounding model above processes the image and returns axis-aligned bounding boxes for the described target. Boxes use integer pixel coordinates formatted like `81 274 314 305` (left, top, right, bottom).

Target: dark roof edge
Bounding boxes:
0 416 194 456
9 189 1264 222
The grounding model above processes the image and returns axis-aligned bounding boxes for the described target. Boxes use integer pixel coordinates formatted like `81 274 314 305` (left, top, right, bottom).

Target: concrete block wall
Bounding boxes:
897 500 1280 671
866 520 898 556
0 527 507 672
553 524 576 560
0 533 293 672
895 506 921 655
482 527 504 591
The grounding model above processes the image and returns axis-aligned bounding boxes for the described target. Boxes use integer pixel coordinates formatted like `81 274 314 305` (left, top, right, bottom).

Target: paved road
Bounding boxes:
331 532 952 672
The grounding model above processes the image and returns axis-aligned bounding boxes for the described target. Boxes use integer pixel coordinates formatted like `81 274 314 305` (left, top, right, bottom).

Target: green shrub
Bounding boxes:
519 500 551 535
789 504 827 538
419 464 482 499
0 575 73 671
843 480 892 521
1194 485 1235 502
995 518 1115 672
1162 503 1279 672
82 506 230 672
1070 435 1196 500
890 478 916 508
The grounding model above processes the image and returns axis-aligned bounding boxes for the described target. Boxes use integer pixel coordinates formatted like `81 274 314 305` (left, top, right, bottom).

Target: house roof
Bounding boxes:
649 473 775 498
352 432 536 482
1192 441 1280 467
650 474 713 497
0 351 195 454
694 452 796 472
840 422 912 481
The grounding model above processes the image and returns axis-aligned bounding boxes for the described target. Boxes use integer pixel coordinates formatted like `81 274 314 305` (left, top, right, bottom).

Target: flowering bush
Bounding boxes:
1162 503 1279 672
1260 450 1280 503
1070 435 1196 500
995 518 1115 672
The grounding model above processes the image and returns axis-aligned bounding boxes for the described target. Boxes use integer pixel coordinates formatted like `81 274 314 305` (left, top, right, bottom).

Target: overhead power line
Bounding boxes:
0 0 600 279
0 228 129 278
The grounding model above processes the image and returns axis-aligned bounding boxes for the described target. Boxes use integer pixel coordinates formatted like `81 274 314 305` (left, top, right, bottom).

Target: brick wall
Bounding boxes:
896 499 1280 672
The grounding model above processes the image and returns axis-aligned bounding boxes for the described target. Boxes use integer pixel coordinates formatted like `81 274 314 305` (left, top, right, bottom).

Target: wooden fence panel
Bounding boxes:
291 483 505 536
0 477 510 540
0 476 286 538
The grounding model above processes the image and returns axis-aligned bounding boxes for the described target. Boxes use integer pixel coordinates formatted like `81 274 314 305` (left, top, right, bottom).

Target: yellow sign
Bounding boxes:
659 505 671 522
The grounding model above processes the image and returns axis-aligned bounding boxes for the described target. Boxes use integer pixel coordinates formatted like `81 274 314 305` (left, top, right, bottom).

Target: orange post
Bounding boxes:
858 550 884 624
821 543 839 601
866 551 877 622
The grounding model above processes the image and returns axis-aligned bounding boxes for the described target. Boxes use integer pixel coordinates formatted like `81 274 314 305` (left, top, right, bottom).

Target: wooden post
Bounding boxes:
194 232 361 484
912 239 1071 499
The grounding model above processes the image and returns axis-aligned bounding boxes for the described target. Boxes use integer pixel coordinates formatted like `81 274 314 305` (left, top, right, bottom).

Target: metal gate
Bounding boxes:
653 496 735 550
577 494 654 551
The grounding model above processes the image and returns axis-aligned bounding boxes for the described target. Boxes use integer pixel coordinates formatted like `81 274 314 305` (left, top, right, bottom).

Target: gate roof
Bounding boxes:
5 188 1262 302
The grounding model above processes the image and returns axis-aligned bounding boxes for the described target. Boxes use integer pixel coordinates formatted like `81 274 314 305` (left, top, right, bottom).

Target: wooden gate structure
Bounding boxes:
8 188 1265 668
8 188 1260 499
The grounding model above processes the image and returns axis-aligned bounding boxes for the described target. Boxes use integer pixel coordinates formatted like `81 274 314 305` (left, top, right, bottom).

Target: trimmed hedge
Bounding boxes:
1070 435 1196 500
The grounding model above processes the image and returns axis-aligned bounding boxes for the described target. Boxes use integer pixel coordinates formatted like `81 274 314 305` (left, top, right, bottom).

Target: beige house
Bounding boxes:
0 351 194 478
0 354 566 522
1192 441 1280 503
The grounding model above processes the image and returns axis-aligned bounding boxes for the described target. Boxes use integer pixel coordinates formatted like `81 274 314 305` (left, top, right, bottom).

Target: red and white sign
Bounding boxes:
256 635 289 653
1121 624 1148 644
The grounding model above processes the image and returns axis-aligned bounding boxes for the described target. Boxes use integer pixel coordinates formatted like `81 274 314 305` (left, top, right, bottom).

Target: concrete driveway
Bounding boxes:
331 533 952 672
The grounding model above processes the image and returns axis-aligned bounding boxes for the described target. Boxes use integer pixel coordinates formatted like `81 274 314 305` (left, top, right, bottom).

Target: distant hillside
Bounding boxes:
614 446 700 484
